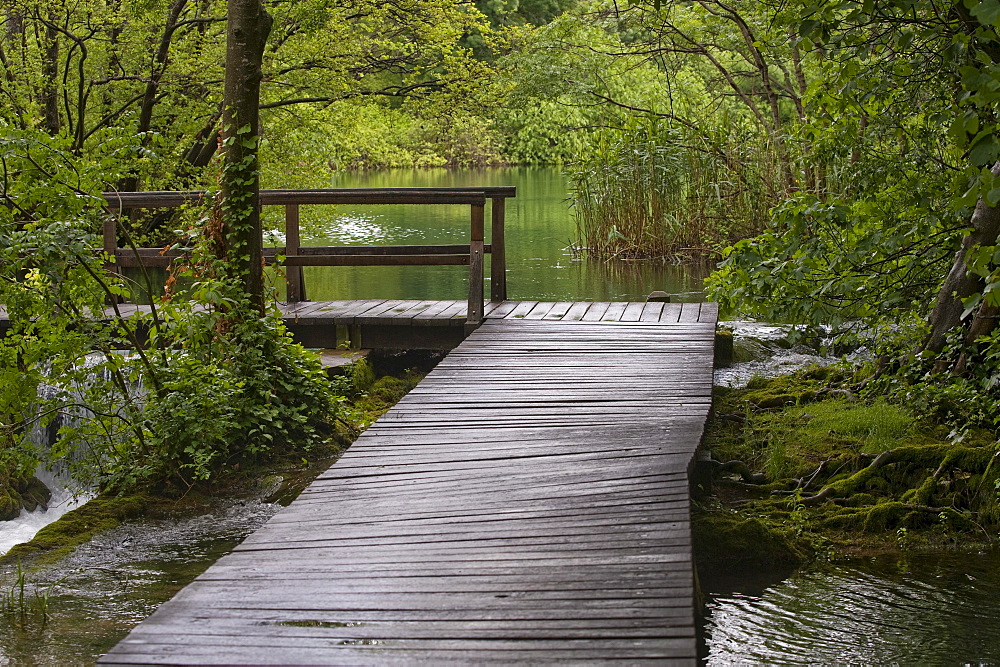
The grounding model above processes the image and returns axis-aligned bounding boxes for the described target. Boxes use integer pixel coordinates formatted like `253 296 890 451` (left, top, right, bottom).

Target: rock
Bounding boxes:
692 512 810 570
733 338 771 363
0 490 22 521
21 476 52 511
646 291 671 302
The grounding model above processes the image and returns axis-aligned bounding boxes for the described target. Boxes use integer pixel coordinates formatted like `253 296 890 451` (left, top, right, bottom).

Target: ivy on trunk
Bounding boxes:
219 0 272 315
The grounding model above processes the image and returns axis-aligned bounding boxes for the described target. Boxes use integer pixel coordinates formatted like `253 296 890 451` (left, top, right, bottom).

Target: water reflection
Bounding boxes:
283 167 711 302
704 552 1000 663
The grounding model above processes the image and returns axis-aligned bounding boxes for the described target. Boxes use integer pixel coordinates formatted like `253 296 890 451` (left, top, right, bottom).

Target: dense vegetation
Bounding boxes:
3 0 1000 551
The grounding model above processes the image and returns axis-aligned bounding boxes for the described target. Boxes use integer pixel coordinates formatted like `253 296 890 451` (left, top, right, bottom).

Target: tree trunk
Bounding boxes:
220 0 272 315
40 22 59 135
923 162 1000 354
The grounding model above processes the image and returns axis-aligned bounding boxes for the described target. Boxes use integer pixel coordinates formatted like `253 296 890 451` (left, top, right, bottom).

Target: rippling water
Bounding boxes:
704 552 1000 663
0 498 281 664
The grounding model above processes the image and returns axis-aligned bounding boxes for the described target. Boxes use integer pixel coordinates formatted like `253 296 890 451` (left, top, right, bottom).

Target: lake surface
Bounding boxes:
266 166 710 302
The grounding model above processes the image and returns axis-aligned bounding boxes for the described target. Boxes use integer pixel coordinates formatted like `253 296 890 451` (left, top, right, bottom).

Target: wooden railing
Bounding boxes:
102 187 515 326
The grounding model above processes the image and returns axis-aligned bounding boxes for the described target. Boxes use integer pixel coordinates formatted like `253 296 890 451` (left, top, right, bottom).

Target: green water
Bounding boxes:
703 551 1000 663
268 166 710 302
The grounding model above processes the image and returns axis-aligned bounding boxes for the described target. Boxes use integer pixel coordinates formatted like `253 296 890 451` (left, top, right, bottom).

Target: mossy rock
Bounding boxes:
692 511 811 569
1 494 147 566
0 489 21 521
746 391 797 409
733 338 772 363
17 476 52 512
714 329 734 367
802 366 834 381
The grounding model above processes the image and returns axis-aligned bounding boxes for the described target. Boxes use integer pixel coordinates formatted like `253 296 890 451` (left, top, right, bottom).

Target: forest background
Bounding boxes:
5 0 1000 537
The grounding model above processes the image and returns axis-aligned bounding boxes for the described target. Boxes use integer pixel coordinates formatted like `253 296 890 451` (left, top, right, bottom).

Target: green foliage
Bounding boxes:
0 130 339 494
708 186 961 331
708 370 1000 545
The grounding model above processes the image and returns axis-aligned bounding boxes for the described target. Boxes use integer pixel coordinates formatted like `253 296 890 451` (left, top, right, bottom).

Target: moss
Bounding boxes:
348 359 375 394
692 511 811 569
351 373 424 419
0 489 21 521
1 494 147 566
748 392 798 409
704 367 1000 549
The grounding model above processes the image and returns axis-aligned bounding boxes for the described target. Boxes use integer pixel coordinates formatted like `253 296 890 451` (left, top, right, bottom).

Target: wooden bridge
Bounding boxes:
2 187 722 662
99 303 718 665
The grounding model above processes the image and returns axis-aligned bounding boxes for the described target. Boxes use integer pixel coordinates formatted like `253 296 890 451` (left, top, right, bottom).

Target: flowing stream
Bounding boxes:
2 166 998 663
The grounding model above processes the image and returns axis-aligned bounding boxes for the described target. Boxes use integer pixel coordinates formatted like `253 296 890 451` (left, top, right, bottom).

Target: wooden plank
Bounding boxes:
600 302 629 321
99 317 714 666
485 300 520 318
699 300 720 324
621 301 646 322
503 301 538 319
524 302 556 319
541 302 575 320
660 302 683 322
467 204 485 325
678 302 701 322
640 301 665 322
580 301 610 321
490 196 507 302
412 299 463 325
356 300 412 325
562 301 592 321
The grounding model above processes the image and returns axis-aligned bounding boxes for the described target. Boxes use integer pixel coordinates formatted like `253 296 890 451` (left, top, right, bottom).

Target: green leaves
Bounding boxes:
971 0 1000 28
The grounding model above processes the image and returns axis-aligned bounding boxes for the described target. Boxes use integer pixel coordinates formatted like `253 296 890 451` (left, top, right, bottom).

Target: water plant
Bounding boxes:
567 116 776 260
0 558 60 628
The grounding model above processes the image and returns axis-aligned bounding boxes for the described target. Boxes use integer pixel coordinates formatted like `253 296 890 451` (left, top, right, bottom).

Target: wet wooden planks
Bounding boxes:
100 315 716 666
276 299 716 326
1 300 716 332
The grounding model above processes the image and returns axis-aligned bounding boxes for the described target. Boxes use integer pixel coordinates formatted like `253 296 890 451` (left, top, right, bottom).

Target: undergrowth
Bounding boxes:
703 366 1000 557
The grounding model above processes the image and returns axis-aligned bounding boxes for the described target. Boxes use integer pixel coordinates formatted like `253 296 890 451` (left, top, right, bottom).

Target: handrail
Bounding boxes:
102 187 516 327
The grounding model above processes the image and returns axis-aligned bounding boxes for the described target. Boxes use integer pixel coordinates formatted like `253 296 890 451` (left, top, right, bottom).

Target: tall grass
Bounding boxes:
567 116 783 260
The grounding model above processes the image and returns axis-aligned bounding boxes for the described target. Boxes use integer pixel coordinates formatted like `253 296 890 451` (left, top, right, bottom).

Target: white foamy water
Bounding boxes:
0 468 93 556
0 491 89 556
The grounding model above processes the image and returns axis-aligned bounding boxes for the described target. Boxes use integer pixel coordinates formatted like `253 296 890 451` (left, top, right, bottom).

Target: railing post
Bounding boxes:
284 203 305 302
467 203 485 328
103 210 121 303
490 196 507 302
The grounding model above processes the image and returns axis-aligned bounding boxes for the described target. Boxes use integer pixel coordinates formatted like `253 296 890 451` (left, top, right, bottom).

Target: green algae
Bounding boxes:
1 495 147 567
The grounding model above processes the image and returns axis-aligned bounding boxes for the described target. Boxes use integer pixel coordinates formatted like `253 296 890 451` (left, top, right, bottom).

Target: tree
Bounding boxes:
220 0 272 313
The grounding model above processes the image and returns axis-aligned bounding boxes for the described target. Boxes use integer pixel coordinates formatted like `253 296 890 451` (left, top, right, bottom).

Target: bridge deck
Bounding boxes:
100 307 717 665
0 299 708 326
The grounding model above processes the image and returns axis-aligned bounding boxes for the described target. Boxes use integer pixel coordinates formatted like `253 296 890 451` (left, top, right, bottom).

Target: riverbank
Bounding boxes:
695 365 1000 662
0 354 433 664
694 366 1000 569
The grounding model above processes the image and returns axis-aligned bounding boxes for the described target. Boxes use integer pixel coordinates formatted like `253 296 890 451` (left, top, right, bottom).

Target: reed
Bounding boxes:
1 558 57 627
567 116 782 260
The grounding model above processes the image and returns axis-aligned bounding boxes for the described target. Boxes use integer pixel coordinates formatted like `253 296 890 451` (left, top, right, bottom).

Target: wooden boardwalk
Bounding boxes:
0 299 712 350
0 299 708 327
275 299 713 326
100 304 717 665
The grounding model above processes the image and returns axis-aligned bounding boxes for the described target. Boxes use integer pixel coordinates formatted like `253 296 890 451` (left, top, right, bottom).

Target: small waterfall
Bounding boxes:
0 353 135 557
0 468 91 556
